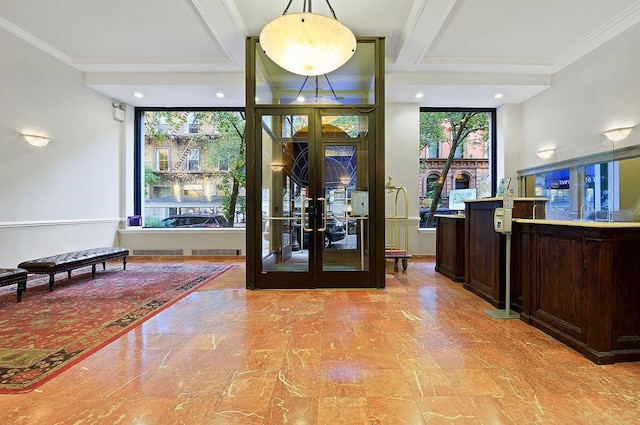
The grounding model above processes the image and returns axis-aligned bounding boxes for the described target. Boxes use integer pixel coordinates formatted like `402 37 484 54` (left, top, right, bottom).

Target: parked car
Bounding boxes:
419 208 459 228
161 214 228 228
301 214 346 248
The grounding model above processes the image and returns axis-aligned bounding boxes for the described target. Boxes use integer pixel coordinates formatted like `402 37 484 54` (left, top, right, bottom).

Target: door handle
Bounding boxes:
301 197 313 232
317 197 327 232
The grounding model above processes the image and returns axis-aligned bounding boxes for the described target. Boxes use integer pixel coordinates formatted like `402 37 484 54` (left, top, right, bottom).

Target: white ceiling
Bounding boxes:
2 0 640 108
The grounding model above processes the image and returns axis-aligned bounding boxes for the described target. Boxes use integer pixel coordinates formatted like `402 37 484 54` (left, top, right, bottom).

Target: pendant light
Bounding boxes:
259 0 357 76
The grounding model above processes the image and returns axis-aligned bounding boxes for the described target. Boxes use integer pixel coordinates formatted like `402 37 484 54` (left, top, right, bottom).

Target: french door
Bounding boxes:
250 108 380 289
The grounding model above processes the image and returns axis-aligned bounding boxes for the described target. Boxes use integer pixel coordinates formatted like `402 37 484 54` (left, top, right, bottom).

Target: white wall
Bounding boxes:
384 103 436 255
118 228 245 255
0 30 123 267
518 22 640 171
498 103 523 194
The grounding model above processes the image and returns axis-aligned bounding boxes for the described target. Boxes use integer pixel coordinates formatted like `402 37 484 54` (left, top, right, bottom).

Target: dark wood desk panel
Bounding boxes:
464 198 546 309
435 215 465 282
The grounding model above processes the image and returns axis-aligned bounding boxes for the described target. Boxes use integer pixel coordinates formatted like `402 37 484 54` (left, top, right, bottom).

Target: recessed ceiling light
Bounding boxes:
216 92 225 98
494 93 504 99
134 92 144 98
415 93 424 99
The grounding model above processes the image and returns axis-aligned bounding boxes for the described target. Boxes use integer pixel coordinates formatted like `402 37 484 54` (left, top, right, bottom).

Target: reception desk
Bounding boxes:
513 219 640 364
464 197 546 308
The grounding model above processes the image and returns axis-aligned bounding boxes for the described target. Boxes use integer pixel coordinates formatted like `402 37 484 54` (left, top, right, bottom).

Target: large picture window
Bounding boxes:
419 108 496 227
135 108 246 228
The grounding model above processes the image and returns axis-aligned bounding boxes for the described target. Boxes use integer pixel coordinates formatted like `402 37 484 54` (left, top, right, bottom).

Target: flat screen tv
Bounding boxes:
449 188 477 211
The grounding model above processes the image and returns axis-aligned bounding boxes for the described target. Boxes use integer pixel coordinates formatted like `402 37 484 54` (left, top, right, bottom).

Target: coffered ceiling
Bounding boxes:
2 0 639 107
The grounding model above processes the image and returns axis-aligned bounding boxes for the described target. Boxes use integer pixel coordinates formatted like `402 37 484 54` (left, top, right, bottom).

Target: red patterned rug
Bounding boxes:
0 262 230 393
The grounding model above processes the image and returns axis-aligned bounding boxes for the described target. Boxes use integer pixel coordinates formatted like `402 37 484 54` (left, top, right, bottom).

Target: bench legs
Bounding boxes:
16 280 26 302
36 255 128 293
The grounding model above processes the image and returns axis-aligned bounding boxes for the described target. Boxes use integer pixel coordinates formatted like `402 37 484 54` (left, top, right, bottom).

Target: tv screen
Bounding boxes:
449 188 477 211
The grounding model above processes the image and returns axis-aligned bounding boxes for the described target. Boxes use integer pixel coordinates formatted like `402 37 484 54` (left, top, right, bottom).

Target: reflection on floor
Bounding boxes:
1 258 639 424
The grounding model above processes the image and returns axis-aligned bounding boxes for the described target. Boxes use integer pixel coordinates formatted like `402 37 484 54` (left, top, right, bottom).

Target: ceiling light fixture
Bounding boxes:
536 148 555 159
216 92 225 98
494 93 504 99
259 0 356 76
415 93 424 99
23 134 50 147
603 126 633 142
134 92 144 98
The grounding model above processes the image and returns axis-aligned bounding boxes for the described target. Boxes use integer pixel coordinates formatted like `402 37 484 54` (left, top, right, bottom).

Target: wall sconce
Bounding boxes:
536 148 555 159
23 134 51 147
270 163 285 172
259 0 356 76
603 126 633 142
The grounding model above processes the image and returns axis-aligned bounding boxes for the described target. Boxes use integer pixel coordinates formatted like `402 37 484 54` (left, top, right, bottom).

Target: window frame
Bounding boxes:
186 148 200 171
156 147 170 171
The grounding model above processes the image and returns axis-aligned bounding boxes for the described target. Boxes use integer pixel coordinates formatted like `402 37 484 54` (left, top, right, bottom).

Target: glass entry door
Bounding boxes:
255 109 377 289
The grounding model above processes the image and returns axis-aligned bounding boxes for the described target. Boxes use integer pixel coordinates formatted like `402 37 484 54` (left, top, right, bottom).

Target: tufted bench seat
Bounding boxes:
18 247 129 293
0 268 28 302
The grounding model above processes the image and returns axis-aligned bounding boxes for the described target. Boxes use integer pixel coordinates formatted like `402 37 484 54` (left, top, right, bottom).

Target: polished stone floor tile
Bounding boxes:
367 396 426 424
1 259 640 424
265 397 318 425
317 396 369 425
414 396 480 424
361 368 413 397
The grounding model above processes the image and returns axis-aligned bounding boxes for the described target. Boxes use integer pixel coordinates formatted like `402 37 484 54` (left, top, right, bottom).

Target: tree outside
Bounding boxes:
200 111 246 226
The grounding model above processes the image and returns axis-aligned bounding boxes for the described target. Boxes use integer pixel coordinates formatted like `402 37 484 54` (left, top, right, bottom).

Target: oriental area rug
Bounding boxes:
0 262 230 393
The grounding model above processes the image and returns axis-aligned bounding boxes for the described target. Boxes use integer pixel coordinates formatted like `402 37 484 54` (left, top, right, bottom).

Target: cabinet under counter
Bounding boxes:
464 197 546 309
435 214 465 282
513 219 640 364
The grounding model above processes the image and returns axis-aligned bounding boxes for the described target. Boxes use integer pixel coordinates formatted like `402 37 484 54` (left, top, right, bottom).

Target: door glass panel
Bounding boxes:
260 114 310 273
322 115 369 271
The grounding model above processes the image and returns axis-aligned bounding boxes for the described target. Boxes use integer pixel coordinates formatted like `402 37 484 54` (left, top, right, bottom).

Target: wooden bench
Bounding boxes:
17 247 129 292
0 268 28 302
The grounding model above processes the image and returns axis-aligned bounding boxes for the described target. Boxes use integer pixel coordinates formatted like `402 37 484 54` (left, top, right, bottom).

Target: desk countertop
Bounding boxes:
514 218 640 228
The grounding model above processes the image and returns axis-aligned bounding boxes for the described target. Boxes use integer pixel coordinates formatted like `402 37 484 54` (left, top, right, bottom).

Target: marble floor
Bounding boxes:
1 259 639 424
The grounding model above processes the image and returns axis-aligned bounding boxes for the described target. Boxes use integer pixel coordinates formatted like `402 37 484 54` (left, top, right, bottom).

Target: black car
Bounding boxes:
300 215 346 248
161 214 228 228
